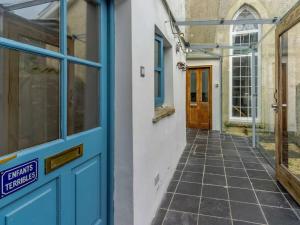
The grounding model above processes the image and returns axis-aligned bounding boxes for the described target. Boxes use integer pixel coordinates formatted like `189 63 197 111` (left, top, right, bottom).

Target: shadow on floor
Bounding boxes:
152 129 300 225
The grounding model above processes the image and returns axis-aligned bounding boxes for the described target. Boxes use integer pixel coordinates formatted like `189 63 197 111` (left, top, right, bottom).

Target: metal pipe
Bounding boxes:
220 56 223 133
251 49 257 148
161 0 188 47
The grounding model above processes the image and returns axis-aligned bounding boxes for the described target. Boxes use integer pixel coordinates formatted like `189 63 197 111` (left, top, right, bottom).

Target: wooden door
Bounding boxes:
275 1 300 204
186 67 212 129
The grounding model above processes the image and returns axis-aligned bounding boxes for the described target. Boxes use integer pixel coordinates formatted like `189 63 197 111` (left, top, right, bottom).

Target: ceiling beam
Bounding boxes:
5 0 56 11
176 18 279 26
190 44 251 50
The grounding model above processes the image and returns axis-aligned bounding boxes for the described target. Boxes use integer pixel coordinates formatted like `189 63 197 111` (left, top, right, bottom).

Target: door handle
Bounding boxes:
271 104 279 112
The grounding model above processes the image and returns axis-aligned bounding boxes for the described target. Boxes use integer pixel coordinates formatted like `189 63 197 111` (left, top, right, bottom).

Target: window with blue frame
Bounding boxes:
0 0 103 155
154 35 164 107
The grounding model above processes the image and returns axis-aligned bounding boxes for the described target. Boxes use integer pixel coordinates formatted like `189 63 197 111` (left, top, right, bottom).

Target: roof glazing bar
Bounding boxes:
191 44 250 50
176 18 279 26
4 0 55 11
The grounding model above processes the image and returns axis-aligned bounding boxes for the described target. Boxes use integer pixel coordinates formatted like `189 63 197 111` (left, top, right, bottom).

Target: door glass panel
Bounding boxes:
202 69 209 102
0 0 60 51
155 71 161 98
190 70 197 104
280 22 300 178
68 63 100 135
0 47 60 157
67 0 100 62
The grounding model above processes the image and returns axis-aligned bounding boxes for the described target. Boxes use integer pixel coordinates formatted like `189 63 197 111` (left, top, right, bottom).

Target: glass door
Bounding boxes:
275 2 300 204
0 0 109 224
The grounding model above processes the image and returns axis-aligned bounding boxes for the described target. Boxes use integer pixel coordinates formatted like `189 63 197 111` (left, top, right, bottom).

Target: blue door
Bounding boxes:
0 0 108 224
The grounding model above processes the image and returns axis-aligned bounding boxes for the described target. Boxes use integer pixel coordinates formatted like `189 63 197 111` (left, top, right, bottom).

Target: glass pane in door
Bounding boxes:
0 0 60 51
190 70 197 104
0 47 60 157
202 69 209 102
280 23 300 178
68 63 100 135
67 0 100 62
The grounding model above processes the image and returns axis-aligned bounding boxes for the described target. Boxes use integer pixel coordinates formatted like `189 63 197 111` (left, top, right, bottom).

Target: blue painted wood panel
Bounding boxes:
0 180 58 225
0 0 110 224
73 156 101 225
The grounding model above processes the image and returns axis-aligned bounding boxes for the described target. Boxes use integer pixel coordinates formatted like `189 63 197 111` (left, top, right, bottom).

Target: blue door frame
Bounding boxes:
0 0 115 224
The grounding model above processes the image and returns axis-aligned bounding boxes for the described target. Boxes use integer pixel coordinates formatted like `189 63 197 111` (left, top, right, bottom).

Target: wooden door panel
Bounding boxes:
186 67 212 129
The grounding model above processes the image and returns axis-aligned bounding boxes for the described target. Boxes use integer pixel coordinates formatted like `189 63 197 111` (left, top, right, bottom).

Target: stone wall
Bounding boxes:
186 0 299 133
297 84 300 135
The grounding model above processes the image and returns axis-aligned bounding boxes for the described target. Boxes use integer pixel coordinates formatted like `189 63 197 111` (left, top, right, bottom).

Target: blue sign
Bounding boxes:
0 159 38 199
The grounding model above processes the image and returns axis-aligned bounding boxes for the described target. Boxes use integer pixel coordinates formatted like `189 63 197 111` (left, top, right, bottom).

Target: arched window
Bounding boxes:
230 6 259 120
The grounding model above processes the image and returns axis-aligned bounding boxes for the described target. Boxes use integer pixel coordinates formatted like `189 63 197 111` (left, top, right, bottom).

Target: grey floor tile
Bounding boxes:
223 155 241 161
262 206 300 225
228 187 257 203
176 163 185 171
167 181 178 193
233 220 266 225
181 172 203 183
160 193 173 209
170 194 199 213
256 191 290 208
164 211 198 225
152 209 167 225
247 170 272 180
199 197 231 218
153 130 300 225
172 171 181 181
230 201 266 224
224 160 244 169
227 177 252 189
202 184 228 200
205 159 224 167
226 168 248 178
242 157 261 164
187 157 205 165
203 173 226 186
251 179 280 192
244 162 265 170
184 164 204 173
198 214 231 225
176 182 202 196
179 157 188 164
205 165 225 175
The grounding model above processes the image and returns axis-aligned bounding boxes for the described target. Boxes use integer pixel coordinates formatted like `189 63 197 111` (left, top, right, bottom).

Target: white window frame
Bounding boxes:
229 6 261 123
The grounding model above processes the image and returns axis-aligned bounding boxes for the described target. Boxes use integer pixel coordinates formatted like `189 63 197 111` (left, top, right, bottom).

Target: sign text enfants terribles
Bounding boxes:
0 159 38 199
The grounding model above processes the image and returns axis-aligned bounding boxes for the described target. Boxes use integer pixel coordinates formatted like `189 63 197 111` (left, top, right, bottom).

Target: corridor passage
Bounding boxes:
152 129 300 225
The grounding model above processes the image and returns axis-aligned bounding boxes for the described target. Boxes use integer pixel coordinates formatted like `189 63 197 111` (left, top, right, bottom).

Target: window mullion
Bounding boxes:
61 0 68 139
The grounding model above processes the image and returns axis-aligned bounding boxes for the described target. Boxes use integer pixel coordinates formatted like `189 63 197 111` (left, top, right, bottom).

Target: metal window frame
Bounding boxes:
175 18 279 26
0 0 104 140
154 35 164 107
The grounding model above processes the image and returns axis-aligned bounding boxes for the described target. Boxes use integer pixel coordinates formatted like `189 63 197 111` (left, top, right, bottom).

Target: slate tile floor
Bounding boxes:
152 129 300 225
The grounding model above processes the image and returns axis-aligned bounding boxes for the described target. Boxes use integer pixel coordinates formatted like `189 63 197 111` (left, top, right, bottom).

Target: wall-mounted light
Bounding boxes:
177 62 186 71
140 66 145 77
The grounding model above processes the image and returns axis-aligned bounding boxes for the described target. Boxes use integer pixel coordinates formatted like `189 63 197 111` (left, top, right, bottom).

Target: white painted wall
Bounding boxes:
187 59 221 131
114 1 186 225
114 1 134 225
131 1 186 225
